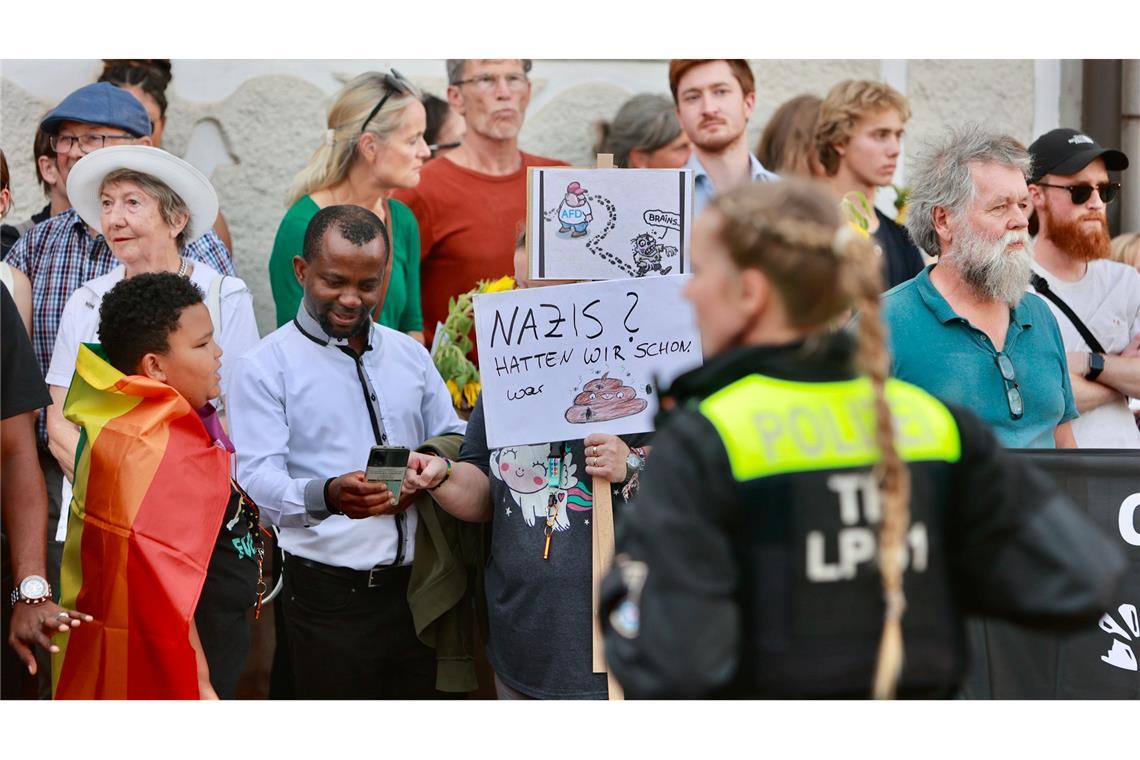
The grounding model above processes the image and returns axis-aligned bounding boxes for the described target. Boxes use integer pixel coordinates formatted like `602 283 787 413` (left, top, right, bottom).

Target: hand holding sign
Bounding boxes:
474 276 701 449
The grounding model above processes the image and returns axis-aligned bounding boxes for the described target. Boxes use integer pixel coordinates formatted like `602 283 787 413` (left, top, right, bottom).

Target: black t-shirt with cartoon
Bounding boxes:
460 397 648 699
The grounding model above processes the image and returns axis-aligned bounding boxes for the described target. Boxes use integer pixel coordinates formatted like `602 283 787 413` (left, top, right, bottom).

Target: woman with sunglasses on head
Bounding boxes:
270 71 429 342
598 180 1123 699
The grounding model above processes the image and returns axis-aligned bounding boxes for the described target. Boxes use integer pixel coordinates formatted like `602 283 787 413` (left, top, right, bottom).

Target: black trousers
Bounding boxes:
281 552 438 699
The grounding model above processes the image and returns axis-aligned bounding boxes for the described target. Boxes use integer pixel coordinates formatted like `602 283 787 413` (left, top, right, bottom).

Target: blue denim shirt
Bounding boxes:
686 150 779 217
881 265 1077 449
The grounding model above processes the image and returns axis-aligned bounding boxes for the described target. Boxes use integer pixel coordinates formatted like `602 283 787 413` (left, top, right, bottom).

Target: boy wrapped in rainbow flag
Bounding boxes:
53 273 261 699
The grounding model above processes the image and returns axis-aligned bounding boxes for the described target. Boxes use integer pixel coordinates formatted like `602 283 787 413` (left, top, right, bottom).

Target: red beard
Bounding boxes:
1043 211 1111 262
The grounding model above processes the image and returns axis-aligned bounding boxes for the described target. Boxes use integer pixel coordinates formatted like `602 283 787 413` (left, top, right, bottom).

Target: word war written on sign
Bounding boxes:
474 276 702 449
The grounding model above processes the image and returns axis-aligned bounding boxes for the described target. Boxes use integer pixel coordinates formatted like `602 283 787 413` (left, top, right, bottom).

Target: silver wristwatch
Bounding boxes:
10 575 52 608
625 450 645 475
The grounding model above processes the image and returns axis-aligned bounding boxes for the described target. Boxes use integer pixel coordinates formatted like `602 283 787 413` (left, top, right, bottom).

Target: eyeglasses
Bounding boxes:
453 72 529 93
360 69 417 134
1035 181 1120 205
995 353 1024 420
49 133 134 155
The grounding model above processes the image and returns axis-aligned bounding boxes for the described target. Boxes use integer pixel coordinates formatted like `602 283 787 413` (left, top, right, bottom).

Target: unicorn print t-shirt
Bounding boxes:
459 398 649 699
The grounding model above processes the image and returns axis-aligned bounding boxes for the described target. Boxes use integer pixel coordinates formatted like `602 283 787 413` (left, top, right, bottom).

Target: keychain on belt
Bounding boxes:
231 478 272 619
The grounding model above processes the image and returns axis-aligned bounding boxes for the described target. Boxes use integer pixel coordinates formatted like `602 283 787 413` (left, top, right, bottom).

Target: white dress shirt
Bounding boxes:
228 305 465 570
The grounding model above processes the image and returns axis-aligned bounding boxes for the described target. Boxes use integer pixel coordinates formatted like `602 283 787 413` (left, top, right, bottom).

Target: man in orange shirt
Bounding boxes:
394 59 565 352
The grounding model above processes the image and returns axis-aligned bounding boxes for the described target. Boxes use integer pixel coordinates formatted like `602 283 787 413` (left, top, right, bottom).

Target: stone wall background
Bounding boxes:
1 59 1040 335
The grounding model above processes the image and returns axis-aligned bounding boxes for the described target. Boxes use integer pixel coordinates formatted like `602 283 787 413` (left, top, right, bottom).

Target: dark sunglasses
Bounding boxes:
995 353 1024 420
1035 181 1120 205
360 68 417 134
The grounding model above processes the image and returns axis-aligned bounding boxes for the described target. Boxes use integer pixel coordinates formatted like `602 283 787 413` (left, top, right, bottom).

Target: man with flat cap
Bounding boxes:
1027 128 1139 448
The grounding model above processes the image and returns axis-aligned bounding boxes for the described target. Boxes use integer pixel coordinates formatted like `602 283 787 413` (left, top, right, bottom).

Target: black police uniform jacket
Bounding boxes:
599 335 1125 699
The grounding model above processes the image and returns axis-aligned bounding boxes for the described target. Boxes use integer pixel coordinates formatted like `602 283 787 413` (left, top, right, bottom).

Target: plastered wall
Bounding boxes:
0 59 1039 335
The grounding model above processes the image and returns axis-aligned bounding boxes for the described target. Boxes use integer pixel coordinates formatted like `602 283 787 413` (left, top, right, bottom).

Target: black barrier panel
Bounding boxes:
965 450 1139 699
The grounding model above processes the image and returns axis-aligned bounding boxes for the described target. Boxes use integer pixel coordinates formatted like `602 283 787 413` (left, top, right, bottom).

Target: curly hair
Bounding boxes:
98 272 204 375
816 80 911 177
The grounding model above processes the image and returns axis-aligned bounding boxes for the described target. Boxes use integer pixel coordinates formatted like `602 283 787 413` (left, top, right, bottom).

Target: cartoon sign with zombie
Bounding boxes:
528 167 693 281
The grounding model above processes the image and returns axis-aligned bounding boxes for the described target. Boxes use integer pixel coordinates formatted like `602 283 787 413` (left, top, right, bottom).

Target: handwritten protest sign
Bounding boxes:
474 276 702 449
528 167 693 281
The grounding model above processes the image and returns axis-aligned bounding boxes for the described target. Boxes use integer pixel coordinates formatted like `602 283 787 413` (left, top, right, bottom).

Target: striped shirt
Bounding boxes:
5 208 236 445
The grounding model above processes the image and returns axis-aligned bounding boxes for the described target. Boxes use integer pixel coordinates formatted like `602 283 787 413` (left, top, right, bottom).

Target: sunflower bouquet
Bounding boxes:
432 275 516 413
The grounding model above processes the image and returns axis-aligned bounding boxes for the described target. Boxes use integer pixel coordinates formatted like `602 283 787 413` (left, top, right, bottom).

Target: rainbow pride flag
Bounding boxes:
53 344 230 699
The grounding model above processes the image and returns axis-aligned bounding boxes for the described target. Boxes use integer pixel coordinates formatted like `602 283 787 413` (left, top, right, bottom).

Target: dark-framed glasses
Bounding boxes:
995 353 1024 420
453 72 529 93
49 133 134 155
360 68 418 134
1035 181 1120 205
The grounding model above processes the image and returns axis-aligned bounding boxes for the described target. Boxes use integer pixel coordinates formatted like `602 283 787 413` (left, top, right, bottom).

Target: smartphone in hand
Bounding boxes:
366 446 411 500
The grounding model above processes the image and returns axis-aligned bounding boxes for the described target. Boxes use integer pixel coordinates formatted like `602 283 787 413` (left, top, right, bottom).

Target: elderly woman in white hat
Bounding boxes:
45 145 258 483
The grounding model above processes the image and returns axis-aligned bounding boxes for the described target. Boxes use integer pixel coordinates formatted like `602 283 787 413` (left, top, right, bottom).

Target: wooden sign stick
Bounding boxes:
592 479 622 700
589 152 624 701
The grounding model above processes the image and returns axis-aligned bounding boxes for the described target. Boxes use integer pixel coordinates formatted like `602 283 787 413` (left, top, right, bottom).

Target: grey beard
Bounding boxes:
951 227 1034 308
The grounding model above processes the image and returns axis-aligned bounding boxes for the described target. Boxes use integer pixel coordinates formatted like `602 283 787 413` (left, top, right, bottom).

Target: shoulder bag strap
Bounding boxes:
1029 272 1105 354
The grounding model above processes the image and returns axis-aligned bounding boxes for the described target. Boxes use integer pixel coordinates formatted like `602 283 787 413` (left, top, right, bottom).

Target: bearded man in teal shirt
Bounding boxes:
882 127 1077 449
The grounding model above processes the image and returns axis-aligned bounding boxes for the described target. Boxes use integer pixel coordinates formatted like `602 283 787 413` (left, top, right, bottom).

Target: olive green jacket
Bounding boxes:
409 433 487 693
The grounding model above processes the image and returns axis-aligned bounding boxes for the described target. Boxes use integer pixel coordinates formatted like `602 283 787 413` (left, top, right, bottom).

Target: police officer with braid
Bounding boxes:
599 180 1125 699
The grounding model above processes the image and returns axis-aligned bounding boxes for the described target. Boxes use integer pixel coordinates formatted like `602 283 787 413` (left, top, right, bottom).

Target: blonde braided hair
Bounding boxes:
711 181 912 699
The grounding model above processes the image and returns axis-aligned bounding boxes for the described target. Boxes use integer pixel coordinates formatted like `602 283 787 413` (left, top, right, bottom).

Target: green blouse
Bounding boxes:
269 195 424 332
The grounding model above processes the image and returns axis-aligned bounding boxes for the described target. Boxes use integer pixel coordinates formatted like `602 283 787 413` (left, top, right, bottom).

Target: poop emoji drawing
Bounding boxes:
564 372 648 423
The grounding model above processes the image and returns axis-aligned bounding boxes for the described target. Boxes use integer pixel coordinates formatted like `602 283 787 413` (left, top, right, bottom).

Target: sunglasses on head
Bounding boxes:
1035 181 1120 205
360 69 417 134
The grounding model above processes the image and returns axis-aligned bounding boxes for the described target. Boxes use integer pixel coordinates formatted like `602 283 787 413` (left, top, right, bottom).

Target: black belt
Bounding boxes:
284 552 410 589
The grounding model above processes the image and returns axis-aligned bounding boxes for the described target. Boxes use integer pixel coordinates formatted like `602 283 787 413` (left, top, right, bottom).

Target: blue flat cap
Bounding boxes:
39 82 152 138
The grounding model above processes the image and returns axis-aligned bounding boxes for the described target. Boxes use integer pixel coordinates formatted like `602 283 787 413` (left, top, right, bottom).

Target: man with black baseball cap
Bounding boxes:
1027 128 1139 448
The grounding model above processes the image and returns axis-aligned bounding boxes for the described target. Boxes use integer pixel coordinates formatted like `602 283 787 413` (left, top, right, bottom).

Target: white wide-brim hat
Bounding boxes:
67 145 219 245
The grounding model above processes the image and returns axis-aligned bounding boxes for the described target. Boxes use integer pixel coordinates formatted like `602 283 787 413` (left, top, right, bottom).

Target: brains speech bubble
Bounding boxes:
643 209 681 236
